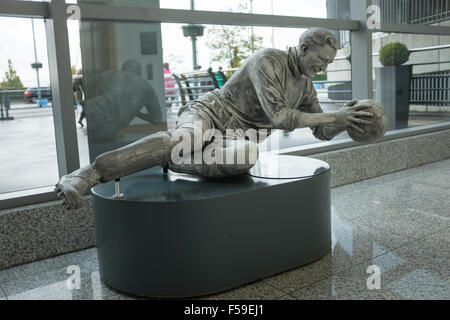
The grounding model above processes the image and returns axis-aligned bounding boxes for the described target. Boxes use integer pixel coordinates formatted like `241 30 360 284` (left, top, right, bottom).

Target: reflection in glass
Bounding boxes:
78 0 167 160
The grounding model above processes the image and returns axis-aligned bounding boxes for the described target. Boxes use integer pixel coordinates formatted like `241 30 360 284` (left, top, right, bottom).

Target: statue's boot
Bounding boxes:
55 131 174 210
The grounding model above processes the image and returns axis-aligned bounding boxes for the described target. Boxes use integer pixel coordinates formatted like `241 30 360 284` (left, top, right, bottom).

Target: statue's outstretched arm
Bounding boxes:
250 56 372 133
293 101 373 132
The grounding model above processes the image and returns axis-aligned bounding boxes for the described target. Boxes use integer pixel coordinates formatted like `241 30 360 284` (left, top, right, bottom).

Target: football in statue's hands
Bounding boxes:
346 99 388 144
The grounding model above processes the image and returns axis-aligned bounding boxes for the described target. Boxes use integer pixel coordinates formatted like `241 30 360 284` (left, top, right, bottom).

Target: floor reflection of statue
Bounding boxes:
86 59 165 141
56 28 374 210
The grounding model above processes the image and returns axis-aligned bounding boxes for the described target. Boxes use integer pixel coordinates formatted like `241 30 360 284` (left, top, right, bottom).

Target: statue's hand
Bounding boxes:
334 100 373 133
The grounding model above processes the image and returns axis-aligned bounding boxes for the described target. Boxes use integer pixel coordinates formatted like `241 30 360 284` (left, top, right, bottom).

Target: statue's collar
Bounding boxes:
287 46 304 79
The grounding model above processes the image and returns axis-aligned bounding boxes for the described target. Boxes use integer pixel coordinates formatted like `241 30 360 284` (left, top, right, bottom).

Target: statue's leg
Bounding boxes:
54 131 179 209
168 137 259 178
55 108 215 209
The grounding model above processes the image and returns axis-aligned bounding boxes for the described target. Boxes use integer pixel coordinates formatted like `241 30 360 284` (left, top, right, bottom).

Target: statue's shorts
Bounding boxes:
170 99 260 177
175 101 246 143
175 92 267 145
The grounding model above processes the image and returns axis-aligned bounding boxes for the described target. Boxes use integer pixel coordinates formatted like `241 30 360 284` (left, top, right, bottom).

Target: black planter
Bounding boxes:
375 65 412 130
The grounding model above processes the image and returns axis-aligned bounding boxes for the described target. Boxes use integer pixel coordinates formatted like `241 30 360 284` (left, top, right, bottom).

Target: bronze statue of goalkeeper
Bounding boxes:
55 28 373 210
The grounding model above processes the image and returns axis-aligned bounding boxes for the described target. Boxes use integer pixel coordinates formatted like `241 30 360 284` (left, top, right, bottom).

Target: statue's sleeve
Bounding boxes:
249 55 297 131
301 83 334 141
293 78 333 141
310 111 334 140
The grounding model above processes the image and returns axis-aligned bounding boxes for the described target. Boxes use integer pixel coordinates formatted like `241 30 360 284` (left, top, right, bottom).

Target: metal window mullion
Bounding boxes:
415 76 418 103
431 78 438 102
416 77 419 103
376 23 450 35
350 0 373 99
447 0 448 20
414 0 417 23
428 77 431 103
435 76 438 103
433 76 436 102
430 77 432 104
76 3 359 30
45 0 80 177
423 77 426 103
445 77 450 100
0 0 49 18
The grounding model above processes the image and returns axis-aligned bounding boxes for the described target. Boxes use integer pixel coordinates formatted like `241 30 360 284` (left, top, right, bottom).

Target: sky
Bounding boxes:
0 0 327 88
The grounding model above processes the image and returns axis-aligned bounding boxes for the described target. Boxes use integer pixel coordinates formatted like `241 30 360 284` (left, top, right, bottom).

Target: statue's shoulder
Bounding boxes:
249 48 288 66
257 48 287 58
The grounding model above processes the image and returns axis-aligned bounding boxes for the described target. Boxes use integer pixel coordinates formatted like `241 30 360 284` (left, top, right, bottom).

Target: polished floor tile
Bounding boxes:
384 269 450 300
368 237 450 299
334 178 449 215
333 173 450 242
426 227 450 246
0 247 98 284
406 193 450 218
291 229 450 300
354 204 450 241
200 280 286 300
290 276 399 300
331 192 383 222
330 171 450 223
389 160 450 190
328 214 411 272
264 254 333 294
0 247 137 300
3 270 134 300
383 236 450 281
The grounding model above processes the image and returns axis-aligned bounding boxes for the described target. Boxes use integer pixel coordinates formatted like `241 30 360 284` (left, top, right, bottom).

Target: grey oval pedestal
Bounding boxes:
92 155 331 298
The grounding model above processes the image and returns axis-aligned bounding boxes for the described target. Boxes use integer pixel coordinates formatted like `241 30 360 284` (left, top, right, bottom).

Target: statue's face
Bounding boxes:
298 42 336 78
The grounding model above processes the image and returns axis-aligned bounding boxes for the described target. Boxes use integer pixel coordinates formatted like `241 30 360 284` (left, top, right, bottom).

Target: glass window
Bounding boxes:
370 0 450 25
161 0 331 19
67 18 90 167
75 19 166 161
83 0 336 20
0 17 59 194
372 32 450 131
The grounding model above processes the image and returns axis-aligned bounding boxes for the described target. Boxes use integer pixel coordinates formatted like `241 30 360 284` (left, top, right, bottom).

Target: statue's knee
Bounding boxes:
232 140 259 165
92 130 174 180
245 140 259 164
91 153 111 181
217 140 258 177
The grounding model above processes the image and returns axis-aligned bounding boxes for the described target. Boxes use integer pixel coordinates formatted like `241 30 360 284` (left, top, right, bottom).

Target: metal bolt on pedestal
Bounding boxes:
113 178 124 199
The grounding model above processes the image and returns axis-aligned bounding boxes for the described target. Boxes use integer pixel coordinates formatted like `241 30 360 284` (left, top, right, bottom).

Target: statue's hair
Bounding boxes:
299 27 338 50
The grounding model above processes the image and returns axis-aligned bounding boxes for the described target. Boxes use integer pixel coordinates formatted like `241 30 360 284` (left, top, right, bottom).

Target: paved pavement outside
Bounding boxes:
1 101 449 194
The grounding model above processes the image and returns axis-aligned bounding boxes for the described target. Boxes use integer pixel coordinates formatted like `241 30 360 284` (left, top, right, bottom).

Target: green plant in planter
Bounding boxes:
379 42 410 66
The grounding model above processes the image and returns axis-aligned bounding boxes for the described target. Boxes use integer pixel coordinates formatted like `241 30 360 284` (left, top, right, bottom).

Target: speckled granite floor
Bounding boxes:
0 159 449 300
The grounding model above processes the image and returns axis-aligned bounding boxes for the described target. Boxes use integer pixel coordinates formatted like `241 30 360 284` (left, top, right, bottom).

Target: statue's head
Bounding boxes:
121 59 142 76
297 28 338 78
